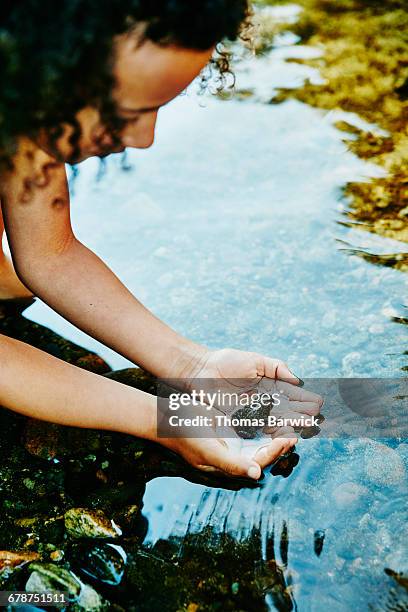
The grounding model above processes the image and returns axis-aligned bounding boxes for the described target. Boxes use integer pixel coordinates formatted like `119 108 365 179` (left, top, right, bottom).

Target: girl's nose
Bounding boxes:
122 112 157 149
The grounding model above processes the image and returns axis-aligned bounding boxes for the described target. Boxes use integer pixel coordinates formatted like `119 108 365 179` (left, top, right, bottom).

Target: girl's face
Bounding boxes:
40 35 214 163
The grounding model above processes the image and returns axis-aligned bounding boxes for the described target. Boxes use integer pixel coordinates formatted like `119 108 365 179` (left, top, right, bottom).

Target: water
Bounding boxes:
22 5 407 610
25 93 407 375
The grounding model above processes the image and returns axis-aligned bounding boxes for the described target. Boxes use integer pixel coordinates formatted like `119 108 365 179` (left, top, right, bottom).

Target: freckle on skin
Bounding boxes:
51 197 67 209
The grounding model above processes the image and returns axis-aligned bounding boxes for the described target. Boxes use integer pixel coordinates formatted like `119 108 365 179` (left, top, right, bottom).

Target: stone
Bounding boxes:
23 418 108 461
74 582 106 611
104 368 157 394
0 550 40 581
333 482 369 508
26 562 107 611
70 542 126 586
64 508 122 539
364 441 406 486
23 420 61 461
26 562 82 598
314 529 325 557
50 550 64 562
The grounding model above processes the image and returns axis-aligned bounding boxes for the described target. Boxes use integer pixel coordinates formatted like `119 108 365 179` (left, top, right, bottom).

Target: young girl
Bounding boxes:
0 1 322 481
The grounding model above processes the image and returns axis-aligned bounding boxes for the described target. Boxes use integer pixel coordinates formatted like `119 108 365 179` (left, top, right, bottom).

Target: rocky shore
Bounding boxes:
0 306 297 611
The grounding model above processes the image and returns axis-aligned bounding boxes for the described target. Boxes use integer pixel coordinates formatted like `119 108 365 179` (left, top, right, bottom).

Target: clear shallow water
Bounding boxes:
143 438 408 610
26 92 407 376
22 8 407 609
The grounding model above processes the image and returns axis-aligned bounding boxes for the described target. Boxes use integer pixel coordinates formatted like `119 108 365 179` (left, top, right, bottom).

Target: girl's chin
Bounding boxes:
82 146 125 160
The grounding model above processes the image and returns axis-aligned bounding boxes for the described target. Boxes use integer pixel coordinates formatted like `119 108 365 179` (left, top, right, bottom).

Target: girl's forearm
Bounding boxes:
1 155 206 380
0 333 156 437
19 239 208 379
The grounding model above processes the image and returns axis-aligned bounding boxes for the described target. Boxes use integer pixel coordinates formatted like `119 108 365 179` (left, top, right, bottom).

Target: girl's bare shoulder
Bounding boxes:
1 137 66 203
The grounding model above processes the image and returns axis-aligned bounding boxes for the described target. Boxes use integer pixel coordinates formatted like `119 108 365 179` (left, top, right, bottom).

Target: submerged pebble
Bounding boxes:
75 582 106 611
26 562 82 599
26 562 106 611
364 441 406 486
64 508 122 539
314 529 325 557
70 542 126 586
333 482 369 508
0 550 40 582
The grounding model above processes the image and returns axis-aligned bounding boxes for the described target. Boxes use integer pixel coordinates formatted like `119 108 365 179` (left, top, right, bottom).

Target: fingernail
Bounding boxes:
247 465 260 480
297 377 305 387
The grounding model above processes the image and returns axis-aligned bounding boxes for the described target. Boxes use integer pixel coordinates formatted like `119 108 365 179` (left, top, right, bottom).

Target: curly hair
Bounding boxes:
0 0 250 168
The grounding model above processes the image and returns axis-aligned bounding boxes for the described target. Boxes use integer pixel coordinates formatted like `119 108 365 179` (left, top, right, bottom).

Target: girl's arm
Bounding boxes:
1 141 206 380
1 332 292 479
0 140 302 479
0 333 156 436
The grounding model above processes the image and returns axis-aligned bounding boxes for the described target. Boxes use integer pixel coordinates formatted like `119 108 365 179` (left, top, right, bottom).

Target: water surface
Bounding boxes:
23 5 407 609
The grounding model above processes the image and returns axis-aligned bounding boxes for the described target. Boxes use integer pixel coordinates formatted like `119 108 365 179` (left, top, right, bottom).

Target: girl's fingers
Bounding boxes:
196 435 297 480
252 436 297 469
278 381 323 405
285 400 321 416
256 372 323 409
264 422 298 435
263 357 301 385
197 440 262 480
267 425 297 437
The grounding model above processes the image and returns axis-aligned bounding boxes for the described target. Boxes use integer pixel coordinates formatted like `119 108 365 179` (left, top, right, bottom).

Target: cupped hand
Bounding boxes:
191 348 302 387
164 348 323 478
187 348 323 421
161 433 298 481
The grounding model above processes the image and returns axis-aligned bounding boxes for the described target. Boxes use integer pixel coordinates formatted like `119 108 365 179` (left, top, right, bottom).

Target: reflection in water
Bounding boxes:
336 238 408 272
142 434 407 610
252 0 408 268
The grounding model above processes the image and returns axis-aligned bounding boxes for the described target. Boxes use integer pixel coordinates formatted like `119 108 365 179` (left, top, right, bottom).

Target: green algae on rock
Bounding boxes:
26 561 82 598
26 562 108 611
64 508 122 539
